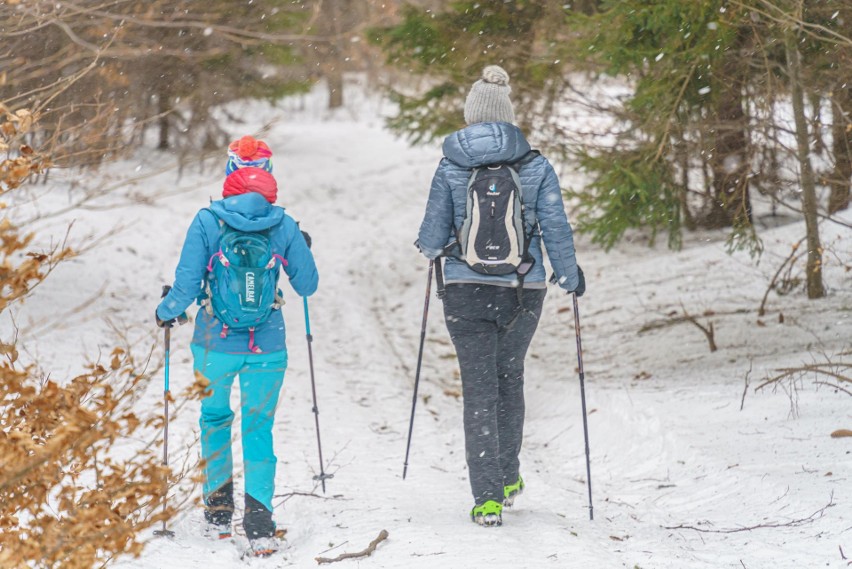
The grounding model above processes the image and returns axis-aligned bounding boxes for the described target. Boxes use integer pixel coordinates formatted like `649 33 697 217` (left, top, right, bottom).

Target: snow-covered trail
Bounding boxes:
9 83 850 568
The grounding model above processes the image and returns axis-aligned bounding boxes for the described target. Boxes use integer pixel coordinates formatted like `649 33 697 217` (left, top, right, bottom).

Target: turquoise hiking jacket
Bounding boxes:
417 122 580 292
157 192 318 354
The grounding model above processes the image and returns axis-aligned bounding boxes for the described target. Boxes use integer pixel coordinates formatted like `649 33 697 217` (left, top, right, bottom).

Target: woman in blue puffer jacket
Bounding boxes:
417 66 585 527
156 137 318 555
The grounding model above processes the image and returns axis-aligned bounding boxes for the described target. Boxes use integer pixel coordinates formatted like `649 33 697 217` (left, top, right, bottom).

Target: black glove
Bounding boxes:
301 230 312 249
549 265 586 297
155 308 187 328
155 308 174 328
574 266 586 298
157 285 188 327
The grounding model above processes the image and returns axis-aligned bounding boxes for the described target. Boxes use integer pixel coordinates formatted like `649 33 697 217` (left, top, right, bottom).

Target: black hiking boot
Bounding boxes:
203 480 234 539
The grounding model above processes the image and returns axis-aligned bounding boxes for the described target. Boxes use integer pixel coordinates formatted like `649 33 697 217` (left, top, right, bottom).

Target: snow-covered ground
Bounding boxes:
8 77 851 568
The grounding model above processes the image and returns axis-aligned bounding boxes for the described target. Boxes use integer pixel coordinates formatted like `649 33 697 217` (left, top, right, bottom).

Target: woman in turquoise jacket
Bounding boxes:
156 138 318 555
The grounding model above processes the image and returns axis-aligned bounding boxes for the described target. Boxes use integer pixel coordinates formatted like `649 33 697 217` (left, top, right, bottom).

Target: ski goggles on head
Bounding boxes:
225 154 273 175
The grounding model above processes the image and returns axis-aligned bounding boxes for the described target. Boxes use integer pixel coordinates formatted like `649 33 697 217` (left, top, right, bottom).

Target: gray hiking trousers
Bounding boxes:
442 283 546 506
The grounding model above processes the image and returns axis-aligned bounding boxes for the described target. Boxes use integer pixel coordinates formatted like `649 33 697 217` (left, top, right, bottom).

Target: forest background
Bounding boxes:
1 1 850 567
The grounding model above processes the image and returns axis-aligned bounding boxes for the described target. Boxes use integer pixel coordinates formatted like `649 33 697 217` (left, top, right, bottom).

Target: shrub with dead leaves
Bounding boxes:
0 105 71 314
0 347 173 568
1 106 177 568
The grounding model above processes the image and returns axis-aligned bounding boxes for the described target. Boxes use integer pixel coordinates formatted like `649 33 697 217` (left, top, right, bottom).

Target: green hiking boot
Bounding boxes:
470 500 503 527
503 475 525 508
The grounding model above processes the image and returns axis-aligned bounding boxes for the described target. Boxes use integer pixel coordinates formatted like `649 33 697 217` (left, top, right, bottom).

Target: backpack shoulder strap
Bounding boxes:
466 167 482 190
473 149 540 172
205 208 281 239
509 149 541 170
201 207 226 230
197 208 225 257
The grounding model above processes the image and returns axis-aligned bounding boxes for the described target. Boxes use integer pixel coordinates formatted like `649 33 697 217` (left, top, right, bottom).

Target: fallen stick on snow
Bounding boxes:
315 530 389 565
663 493 834 534
679 303 717 352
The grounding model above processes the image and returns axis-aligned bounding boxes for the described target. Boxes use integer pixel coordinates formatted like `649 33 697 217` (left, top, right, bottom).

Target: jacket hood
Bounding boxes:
442 122 531 168
209 192 285 231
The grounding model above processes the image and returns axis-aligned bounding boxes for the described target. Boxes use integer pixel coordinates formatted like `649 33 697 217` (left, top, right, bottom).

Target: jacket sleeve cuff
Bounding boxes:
554 270 579 292
419 246 443 260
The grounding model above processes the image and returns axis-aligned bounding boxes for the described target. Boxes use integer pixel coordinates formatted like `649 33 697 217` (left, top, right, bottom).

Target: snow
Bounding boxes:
6 78 851 568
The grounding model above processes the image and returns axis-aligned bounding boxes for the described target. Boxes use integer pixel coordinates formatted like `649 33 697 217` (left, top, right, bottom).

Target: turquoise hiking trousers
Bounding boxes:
191 344 287 518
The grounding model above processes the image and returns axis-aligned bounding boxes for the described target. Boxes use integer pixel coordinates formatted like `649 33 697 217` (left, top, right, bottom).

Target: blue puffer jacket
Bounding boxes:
417 122 580 291
157 192 318 354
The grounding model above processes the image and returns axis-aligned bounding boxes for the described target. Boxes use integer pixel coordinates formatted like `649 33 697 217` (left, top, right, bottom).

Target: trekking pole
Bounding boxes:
572 293 594 521
154 285 175 538
304 296 332 493
402 259 434 480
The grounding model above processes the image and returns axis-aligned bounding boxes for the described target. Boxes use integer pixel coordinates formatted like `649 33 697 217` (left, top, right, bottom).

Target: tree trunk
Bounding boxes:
572 0 600 15
785 26 825 299
705 62 752 229
157 85 170 151
327 67 344 109
810 92 825 156
675 130 696 231
829 85 852 214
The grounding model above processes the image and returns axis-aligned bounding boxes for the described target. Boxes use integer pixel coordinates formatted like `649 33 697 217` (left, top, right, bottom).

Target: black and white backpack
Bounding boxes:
455 152 538 276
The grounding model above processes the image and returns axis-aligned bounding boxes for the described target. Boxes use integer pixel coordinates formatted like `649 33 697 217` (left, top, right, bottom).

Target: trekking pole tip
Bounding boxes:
153 528 175 538
312 472 333 493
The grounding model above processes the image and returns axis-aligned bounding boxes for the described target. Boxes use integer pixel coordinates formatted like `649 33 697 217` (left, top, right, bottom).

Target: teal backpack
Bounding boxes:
204 215 286 348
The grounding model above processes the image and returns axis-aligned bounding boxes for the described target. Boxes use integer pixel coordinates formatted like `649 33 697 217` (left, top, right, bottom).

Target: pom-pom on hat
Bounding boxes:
223 167 278 203
463 65 516 125
226 135 273 175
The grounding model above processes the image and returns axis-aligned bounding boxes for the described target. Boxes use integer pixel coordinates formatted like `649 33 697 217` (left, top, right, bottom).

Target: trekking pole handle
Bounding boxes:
303 296 312 338
160 286 172 388
573 293 584 376
159 285 188 327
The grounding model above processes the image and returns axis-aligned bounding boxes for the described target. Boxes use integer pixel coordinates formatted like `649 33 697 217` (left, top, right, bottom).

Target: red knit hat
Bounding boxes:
222 167 278 203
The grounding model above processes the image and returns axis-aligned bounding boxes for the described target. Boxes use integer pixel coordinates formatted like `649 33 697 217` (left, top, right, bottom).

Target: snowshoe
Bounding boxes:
471 500 503 527
203 522 232 540
503 475 524 508
248 536 280 557
203 480 234 536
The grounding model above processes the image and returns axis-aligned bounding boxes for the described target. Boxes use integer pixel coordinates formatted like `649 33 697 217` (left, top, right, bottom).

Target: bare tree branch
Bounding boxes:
758 237 806 317
315 530 389 565
664 494 834 533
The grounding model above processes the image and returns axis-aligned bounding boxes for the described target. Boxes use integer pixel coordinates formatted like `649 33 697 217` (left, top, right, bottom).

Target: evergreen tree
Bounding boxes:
573 0 852 249
375 0 847 301
570 0 758 250
371 1 577 147
799 0 852 214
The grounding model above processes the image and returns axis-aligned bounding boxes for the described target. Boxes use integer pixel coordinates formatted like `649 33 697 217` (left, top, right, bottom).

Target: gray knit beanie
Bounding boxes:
463 65 515 125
